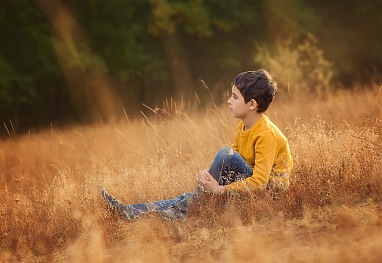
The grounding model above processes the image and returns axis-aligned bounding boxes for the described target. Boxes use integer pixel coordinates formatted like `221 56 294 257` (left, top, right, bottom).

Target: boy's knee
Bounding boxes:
215 148 235 161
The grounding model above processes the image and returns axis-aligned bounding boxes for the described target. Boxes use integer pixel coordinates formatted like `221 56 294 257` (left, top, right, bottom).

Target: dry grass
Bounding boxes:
1 84 382 262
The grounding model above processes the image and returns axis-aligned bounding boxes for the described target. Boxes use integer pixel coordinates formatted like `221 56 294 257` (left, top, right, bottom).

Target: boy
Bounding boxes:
101 69 293 221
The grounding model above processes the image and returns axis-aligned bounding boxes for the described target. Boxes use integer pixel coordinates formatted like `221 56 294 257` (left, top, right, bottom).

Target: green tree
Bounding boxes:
2 0 382 134
0 0 64 128
255 34 333 95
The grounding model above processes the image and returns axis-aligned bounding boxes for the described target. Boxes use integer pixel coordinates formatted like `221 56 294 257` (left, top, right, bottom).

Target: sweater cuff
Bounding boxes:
225 180 248 192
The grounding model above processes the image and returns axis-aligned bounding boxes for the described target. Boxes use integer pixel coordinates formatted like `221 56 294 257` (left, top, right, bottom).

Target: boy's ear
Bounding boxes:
249 99 258 110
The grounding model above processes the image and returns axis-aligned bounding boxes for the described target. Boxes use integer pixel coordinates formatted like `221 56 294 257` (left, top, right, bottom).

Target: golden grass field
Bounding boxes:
1 85 382 262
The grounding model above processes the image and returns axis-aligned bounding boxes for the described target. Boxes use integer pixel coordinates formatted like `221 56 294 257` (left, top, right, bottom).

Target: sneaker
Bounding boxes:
100 187 142 220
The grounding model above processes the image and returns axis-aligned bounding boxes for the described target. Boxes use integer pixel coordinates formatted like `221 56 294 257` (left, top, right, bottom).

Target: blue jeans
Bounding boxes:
102 148 253 220
208 147 253 185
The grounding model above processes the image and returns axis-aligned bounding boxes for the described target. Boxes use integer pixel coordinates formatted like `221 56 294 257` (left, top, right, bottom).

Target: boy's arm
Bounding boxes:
225 132 277 192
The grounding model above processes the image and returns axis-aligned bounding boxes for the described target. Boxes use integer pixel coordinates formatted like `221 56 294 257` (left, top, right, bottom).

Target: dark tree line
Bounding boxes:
1 0 382 132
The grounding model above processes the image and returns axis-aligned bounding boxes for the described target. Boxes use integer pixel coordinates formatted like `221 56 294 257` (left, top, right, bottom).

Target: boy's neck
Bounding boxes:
242 112 263 131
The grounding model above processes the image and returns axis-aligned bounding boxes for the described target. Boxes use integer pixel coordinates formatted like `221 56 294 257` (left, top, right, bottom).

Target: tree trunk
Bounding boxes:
150 0 196 101
159 30 196 100
34 0 123 122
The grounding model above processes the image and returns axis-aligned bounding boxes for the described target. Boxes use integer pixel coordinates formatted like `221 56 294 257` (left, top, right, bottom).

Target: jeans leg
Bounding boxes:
127 192 195 221
128 191 194 212
101 186 195 221
208 148 253 186
101 149 252 221
151 148 252 218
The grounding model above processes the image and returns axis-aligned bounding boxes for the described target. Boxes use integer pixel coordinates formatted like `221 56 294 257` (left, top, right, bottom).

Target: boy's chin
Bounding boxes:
230 112 239 118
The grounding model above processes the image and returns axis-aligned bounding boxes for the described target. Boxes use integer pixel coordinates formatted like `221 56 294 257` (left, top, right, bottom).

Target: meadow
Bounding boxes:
1 85 382 262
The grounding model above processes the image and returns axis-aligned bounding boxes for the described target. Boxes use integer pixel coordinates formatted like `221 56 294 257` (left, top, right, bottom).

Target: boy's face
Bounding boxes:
227 85 255 119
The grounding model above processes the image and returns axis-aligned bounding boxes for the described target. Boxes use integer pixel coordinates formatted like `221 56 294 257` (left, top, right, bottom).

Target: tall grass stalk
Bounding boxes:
0 85 381 262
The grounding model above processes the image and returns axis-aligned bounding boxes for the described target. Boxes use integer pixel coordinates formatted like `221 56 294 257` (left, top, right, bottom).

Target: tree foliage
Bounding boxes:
0 0 381 132
255 34 333 95
0 0 64 126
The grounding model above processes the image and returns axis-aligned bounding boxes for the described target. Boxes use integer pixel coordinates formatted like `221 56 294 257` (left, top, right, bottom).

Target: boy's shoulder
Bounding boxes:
234 115 283 133
240 115 287 141
234 115 269 136
262 115 288 142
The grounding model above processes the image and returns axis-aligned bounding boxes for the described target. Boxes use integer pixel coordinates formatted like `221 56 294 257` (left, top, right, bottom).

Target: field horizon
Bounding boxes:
1 84 382 262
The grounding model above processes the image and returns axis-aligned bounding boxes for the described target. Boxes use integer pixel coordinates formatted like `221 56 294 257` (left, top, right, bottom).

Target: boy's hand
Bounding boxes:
195 170 226 195
196 169 210 185
195 169 209 191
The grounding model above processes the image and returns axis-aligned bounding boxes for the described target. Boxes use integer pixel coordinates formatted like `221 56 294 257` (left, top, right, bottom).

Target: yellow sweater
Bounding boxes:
225 115 293 192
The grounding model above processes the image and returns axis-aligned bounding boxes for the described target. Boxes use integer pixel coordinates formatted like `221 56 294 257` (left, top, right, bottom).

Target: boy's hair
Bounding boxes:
232 69 277 113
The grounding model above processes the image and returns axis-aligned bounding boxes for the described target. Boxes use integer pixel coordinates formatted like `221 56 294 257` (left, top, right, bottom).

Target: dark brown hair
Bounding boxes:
232 69 277 113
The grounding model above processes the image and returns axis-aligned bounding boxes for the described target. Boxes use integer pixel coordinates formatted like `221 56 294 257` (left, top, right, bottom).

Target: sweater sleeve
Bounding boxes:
225 131 277 192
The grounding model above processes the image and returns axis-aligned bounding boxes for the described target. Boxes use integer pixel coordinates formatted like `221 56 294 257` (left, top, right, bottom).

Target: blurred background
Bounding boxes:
1 0 382 133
